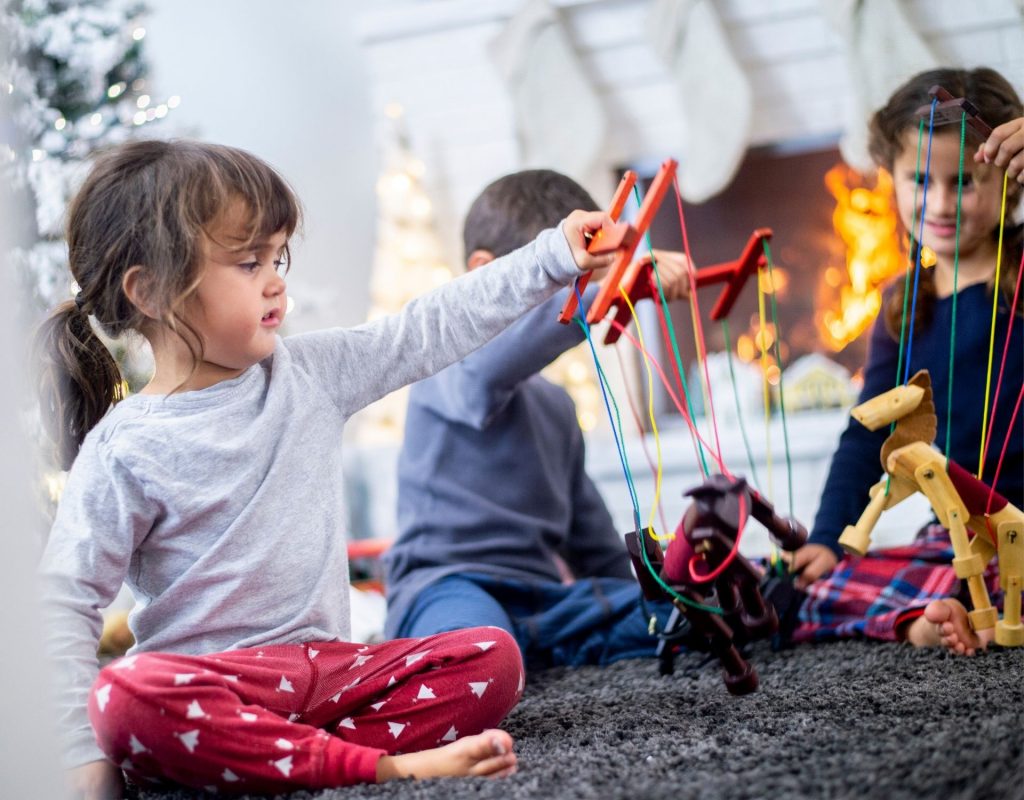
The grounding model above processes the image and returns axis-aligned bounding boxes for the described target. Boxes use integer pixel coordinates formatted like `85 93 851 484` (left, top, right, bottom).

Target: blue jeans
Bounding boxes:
394 573 673 669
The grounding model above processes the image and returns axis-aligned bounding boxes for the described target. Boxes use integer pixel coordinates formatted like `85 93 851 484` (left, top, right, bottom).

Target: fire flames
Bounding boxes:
818 165 905 350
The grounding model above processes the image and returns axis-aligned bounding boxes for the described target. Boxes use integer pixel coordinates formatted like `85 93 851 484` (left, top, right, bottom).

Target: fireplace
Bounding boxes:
630 139 906 423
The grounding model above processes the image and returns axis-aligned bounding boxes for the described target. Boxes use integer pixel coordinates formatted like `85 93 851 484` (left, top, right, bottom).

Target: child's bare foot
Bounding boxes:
905 599 992 656
376 729 516 782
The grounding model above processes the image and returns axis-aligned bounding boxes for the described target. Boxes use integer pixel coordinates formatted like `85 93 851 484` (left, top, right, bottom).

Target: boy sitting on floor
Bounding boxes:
383 170 689 668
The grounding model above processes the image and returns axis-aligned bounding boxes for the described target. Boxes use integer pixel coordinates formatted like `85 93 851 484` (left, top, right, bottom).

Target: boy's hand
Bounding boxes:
639 250 691 302
563 210 617 273
975 116 1024 184
787 543 839 590
68 760 124 799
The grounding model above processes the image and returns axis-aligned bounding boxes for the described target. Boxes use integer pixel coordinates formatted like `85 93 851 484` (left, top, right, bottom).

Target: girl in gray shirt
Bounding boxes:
37 139 611 798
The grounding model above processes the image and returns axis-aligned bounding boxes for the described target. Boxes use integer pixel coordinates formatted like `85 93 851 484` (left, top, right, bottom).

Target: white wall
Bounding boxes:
144 0 378 330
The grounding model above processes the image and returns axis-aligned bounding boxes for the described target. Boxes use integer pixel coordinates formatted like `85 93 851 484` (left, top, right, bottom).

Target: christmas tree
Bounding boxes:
1 0 175 320
352 104 455 444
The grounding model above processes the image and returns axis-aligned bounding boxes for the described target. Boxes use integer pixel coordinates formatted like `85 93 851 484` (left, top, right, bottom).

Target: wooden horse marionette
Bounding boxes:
560 158 810 693
838 370 1023 647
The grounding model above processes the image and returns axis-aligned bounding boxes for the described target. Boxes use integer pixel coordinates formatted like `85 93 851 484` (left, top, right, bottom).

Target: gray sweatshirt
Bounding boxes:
40 226 580 768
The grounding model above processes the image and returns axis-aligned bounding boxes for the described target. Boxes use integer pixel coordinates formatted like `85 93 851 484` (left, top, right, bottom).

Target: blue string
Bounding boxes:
905 98 938 383
573 283 643 532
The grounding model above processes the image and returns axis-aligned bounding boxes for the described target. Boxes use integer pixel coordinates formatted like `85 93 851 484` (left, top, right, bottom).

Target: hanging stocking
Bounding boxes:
819 0 938 171
648 0 752 202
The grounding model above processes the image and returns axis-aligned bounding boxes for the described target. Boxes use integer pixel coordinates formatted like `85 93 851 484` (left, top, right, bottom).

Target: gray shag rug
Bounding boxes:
131 640 1023 800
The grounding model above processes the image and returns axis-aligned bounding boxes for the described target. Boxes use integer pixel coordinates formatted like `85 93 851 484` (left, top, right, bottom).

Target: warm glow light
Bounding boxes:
819 165 903 350
54 117 66 130
758 267 788 295
108 82 126 98
737 334 755 362
137 94 150 109
132 27 146 40
90 112 102 125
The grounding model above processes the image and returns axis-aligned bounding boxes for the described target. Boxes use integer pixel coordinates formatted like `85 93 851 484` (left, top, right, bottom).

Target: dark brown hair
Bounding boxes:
35 139 301 469
868 67 1023 337
463 169 599 260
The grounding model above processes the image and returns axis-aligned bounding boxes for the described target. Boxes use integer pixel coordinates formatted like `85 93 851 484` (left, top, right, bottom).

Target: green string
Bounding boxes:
945 113 966 467
886 119 926 497
761 239 794 517
721 318 761 490
631 184 710 478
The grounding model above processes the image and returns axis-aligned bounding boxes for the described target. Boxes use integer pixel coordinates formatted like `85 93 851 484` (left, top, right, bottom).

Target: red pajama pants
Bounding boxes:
88 627 524 795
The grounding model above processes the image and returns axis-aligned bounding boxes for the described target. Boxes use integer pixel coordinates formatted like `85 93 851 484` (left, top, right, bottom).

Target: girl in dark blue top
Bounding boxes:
791 67 1024 653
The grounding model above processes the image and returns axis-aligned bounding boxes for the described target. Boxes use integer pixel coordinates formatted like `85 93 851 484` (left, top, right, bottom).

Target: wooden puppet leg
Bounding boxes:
839 476 916 556
912 463 999 633
995 519 1024 647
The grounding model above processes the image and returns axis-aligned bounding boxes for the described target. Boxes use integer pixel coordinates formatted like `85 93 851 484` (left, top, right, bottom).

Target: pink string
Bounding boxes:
671 177 726 473
984 380 1024 517
613 344 671 534
651 289 707 472
980 248 1024 513
686 491 748 583
608 318 732 478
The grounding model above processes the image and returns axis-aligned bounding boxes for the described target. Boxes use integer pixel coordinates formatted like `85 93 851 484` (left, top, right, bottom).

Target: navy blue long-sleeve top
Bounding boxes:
809 281 1024 556
383 285 633 637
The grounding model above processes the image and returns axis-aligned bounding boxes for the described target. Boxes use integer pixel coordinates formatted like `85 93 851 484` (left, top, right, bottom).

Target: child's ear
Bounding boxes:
122 266 160 320
466 249 495 272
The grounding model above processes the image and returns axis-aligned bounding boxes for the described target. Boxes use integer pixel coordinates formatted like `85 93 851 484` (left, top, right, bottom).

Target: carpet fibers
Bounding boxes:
133 640 1023 800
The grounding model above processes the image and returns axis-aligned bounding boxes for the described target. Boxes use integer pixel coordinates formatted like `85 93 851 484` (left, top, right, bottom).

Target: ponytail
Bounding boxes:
35 300 125 470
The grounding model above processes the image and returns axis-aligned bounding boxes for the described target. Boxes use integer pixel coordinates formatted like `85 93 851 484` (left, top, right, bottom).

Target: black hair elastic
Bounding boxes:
74 292 87 311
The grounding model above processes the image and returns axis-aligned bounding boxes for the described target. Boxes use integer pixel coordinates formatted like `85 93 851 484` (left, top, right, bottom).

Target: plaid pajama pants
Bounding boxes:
793 523 1002 643
88 627 523 795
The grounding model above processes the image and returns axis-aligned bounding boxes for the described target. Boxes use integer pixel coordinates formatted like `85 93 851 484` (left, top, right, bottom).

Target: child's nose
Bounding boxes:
266 272 286 295
928 183 958 215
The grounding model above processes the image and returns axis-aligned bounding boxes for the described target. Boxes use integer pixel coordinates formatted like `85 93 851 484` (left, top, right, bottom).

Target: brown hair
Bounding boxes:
463 169 599 260
35 139 301 469
868 67 1023 337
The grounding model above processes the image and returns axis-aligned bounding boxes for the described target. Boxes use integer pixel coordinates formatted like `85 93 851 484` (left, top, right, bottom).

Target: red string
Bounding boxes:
686 491 748 583
984 380 1024 517
650 285 707 472
980 248 1024 512
608 317 732 477
613 344 670 535
671 177 726 472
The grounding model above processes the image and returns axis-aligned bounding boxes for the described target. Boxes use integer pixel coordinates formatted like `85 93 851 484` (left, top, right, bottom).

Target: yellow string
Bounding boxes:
620 286 668 538
978 170 1009 478
757 277 774 502
687 293 715 458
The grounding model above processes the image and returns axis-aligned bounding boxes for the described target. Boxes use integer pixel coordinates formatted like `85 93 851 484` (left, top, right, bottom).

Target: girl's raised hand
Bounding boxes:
975 116 1024 184
562 210 617 273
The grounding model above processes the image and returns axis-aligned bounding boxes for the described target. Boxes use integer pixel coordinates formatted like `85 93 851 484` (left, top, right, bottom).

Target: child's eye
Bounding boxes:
239 261 260 274
274 258 289 276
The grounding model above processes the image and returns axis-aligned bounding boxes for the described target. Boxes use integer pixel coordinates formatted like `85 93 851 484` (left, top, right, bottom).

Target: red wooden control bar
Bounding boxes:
600 228 772 346
693 227 773 321
585 159 678 325
915 84 993 139
557 170 638 323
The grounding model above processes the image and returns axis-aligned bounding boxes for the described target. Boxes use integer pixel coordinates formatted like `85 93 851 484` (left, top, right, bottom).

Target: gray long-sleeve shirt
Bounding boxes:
40 226 580 768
